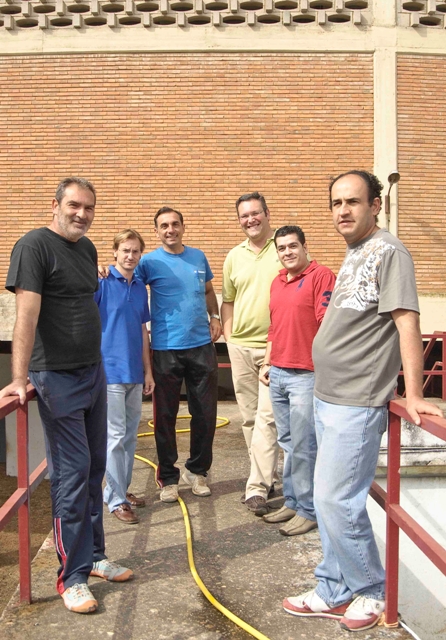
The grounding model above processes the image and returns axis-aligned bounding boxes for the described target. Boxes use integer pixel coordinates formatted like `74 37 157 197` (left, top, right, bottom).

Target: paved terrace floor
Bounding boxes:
0 401 411 640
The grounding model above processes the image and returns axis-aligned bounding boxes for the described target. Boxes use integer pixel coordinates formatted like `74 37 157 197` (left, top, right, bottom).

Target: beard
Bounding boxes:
56 213 91 242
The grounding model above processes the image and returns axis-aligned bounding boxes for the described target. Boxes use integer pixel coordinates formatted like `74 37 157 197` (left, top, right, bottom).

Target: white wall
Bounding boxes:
369 476 446 640
419 297 446 335
1 353 47 477
5 400 46 477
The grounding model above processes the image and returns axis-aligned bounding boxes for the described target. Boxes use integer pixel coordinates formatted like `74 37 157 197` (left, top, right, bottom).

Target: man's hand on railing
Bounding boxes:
0 378 28 406
405 395 443 426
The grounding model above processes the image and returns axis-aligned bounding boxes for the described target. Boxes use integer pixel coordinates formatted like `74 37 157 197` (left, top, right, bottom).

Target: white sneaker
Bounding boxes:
283 589 351 620
182 470 211 496
160 484 179 503
61 582 97 614
340 595 385 631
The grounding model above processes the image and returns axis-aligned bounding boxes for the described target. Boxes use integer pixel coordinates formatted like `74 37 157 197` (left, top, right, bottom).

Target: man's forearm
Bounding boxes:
263 341 273 365
259 341 273 386
12 323 36 382
392 309 424 399
205 288 219 317
12 313 39 381
0 290 41 403
220 301 234 342
399 329 424 400
11 291 41 382
142 325 151 374
392 308 443 424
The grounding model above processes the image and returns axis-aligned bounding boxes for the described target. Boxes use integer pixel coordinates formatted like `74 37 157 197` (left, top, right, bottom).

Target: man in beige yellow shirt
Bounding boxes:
221 192 281 515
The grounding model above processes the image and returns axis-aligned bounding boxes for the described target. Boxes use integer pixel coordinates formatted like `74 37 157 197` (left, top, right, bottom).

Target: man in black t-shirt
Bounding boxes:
0 178 133 614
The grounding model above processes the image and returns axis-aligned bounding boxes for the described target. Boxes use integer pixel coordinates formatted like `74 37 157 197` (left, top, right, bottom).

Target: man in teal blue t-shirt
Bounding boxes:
135 207 221 503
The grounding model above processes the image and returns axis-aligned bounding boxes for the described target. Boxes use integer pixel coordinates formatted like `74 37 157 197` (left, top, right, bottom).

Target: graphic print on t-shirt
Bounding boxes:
333 237 395 312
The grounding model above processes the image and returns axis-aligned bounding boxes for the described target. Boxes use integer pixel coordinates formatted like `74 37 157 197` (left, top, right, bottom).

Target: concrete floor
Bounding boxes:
0 401 412 640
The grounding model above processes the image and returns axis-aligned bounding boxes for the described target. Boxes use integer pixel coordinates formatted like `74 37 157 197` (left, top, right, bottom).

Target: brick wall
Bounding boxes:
398 55 446 296
0 52 374 290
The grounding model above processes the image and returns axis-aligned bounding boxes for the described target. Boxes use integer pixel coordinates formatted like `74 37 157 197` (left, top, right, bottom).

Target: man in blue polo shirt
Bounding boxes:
135 207 221 503
95 229 155 524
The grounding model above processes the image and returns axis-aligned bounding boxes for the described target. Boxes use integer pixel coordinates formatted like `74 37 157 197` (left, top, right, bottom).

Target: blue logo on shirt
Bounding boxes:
321 290 332 308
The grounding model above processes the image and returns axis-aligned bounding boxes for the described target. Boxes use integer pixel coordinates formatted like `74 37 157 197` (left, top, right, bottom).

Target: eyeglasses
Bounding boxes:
238 211 264 222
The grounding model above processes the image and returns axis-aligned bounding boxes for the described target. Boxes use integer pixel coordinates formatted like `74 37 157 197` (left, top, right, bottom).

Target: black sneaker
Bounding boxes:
245 495 268 516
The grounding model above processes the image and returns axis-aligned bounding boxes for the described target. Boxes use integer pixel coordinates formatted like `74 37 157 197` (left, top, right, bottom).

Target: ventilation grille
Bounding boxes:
0 0 372 30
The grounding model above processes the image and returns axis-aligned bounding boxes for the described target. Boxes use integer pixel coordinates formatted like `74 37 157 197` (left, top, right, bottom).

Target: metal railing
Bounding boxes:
0 385 48 604
400 332 446 400
370 398 446 627
421 331 446 399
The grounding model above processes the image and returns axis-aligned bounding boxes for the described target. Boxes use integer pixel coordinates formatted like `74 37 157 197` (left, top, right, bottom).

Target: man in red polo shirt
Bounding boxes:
259 225 335 535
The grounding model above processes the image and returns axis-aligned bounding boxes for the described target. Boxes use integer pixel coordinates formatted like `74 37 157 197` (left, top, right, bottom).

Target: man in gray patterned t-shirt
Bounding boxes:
283 171 442 632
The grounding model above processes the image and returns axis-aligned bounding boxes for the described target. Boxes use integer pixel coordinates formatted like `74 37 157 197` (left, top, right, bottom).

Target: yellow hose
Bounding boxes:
138 414 230 438
135 415 272 640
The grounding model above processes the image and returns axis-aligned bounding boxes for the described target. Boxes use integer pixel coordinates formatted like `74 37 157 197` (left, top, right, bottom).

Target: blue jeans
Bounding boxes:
313 397 387 606
103 383 143 512
29 364 107 593
269 367 316 521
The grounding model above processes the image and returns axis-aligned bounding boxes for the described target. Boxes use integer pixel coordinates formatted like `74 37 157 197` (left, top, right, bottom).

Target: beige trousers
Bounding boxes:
227 342 279 500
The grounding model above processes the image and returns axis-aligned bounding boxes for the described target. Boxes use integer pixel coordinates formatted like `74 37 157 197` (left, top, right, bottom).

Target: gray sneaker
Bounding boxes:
160 484 179 503
182 470 211 496
240 483 275 504
245 495 268 516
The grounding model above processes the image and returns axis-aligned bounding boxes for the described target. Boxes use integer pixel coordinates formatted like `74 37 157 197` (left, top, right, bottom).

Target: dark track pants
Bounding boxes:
153 343 218 486
29 363 107 594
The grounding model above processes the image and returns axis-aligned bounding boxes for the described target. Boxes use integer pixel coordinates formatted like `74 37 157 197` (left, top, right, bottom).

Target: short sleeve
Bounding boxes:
313 268 336 325
203 254 213 282
222 252 236 302
141 295 150 324
6 243 46 294
93 278 103 305
134 256 151 285
378 247 419 315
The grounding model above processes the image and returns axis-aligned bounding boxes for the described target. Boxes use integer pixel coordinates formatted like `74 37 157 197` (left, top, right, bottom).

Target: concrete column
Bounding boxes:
374 46 398 236
373 1 398 233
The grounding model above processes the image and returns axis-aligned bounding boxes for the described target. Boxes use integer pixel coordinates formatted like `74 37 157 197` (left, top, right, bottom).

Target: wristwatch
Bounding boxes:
210 314 221 321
